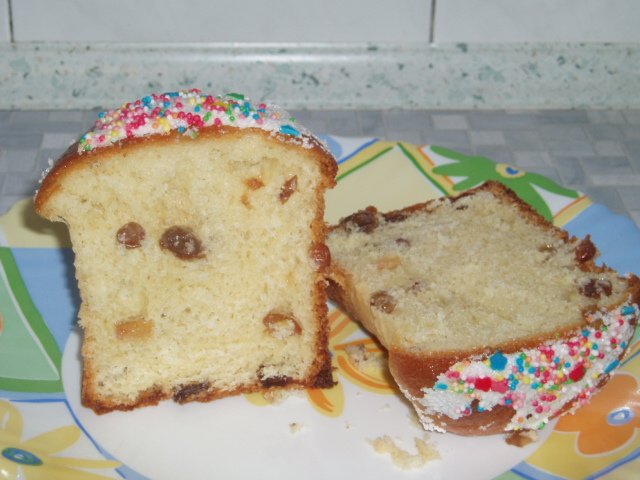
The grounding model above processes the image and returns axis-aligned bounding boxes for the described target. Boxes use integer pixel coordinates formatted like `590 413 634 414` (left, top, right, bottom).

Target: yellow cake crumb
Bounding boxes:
289 422 304 434
345 344 387 375
505 429 538 447
369 435 440 470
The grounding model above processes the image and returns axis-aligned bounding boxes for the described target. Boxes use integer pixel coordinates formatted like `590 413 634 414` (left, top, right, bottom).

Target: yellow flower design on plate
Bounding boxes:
247 309 396 417
0 400 120 480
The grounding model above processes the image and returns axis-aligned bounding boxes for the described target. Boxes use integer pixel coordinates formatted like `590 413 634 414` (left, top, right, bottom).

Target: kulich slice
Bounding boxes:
327 181 639 435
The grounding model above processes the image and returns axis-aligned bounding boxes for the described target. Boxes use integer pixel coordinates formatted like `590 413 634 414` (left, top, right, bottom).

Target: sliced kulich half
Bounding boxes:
35 90 337 414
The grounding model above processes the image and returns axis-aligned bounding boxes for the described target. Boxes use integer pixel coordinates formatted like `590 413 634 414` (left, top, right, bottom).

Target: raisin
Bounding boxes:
159 226 206 260
581 278 613 299
383 211 408 223
116 222 146 248
370 291 397 313
538 243 557 254
263 311 302 338
312 360 336 388
310 243 331 269
343 207 379 233
261 375 292 388
575 236 597 263
279 175 298 203
173 381 211 403
258 371 293 388
395 238 411 249
115 317 154 340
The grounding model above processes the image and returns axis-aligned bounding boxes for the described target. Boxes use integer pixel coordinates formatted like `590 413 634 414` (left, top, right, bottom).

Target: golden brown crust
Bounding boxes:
35 126 337 219
83 277 335 414
328 180 640 435
332 181 569 241
82 363 334 415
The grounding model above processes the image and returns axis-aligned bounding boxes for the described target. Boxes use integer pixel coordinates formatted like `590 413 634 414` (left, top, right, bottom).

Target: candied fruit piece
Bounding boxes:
245 177 265 190
279 175 298 203
263 311 302 339
115 317 154 340
240 192 252 208
376 255 401 271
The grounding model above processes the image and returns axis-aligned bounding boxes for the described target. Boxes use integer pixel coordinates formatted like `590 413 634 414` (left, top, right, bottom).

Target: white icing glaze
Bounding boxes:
414 302 638 432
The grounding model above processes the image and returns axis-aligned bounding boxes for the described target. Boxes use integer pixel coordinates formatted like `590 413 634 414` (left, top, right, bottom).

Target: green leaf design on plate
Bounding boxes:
431 145 580 221
0 249 63 393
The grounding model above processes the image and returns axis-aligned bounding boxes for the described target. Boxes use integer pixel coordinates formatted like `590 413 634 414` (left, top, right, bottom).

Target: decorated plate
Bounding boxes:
0 138 639 480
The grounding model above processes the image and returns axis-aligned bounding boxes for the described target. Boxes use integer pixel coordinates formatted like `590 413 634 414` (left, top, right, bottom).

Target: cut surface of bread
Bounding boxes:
327 181 639 435
35 90 337 413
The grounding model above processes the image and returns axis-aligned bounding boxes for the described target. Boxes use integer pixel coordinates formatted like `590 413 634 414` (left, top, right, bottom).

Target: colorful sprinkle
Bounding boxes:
604 359 620 374
77 89 318 154
279 124 301 137
489 351 508 370
420 302 638 432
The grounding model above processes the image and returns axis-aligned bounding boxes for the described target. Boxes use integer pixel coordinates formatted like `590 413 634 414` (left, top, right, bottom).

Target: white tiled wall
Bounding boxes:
434 0 640 43
2 0 639 44
9 0 431 43
0 0 10 42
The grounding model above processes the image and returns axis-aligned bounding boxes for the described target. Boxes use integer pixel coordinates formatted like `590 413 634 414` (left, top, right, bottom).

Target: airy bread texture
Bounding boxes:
35 95 337 413
327 181 640 436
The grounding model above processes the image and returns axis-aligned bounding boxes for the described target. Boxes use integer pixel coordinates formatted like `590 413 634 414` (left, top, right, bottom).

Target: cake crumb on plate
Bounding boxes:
369 435 440 470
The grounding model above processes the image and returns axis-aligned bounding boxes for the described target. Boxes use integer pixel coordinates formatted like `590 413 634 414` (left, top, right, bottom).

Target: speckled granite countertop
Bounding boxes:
1 107 639 229
1 42 639 110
